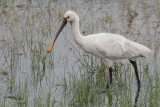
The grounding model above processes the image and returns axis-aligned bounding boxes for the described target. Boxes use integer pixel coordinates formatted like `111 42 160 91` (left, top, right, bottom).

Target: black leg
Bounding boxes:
106 67 112 89
129 60 141 86
109 68 112 84
134 85 141 107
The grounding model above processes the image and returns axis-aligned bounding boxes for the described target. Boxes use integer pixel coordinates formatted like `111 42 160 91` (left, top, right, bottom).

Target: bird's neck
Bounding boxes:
71 20 83 45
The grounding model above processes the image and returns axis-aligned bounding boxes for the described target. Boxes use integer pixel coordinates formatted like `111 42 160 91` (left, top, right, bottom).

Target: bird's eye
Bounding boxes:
67 16 70 18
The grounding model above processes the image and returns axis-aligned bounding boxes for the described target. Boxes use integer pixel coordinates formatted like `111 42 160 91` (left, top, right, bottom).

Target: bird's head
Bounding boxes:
46 11 78 53
64 11 79 24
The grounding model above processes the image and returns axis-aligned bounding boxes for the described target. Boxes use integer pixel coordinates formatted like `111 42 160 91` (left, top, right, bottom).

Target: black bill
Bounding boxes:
46 18 67 53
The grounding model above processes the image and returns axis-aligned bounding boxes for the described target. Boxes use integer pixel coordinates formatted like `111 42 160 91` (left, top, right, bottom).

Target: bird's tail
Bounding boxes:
139 44 152 58
131 41 152 58
143 48 152 58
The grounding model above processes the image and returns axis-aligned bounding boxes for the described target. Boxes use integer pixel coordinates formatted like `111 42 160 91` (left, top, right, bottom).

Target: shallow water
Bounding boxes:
0 0 160 106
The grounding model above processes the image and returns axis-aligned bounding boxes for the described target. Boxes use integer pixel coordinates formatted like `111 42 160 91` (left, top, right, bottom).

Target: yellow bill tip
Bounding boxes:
46 47 52 53
46 39 55 53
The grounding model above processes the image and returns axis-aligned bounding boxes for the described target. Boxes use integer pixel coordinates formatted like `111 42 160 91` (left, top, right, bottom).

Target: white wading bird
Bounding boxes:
46 11 152 88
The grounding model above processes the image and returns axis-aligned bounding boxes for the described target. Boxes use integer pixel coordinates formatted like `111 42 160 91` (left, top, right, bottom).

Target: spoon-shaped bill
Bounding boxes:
46 18 67 53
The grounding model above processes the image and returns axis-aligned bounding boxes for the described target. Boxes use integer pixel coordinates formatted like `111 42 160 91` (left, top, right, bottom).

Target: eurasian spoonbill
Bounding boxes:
46 11 152 88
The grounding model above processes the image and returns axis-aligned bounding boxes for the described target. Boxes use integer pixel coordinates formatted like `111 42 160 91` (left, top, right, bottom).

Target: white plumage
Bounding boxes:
46 11 152 68
46 11 152 87
79 33 151 59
